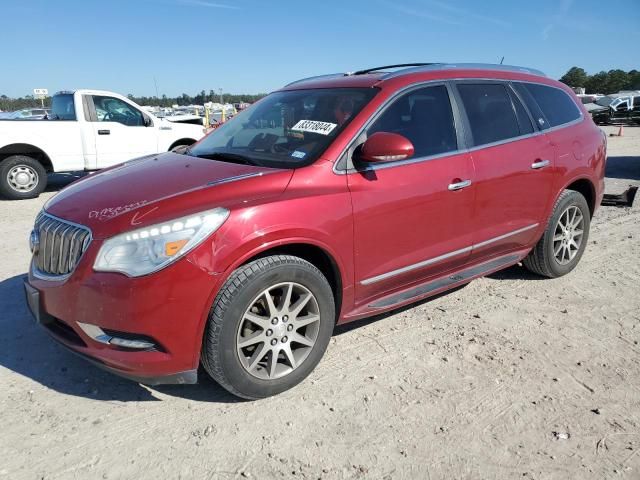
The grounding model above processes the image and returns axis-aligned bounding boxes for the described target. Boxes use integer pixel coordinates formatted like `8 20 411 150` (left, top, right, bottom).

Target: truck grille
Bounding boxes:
33 212 92 277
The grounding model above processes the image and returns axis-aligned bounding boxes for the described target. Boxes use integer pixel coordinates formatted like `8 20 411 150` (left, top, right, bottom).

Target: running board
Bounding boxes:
369 254 521 309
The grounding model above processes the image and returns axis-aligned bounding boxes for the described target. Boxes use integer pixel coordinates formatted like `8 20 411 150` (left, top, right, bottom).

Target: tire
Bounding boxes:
0 155 47 200
201 255 335 399
523 190 591 278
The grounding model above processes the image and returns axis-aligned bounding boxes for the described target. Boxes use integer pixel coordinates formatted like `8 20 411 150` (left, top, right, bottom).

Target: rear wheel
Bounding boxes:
0 155 47 200
523 190 590 278
201 255 335 399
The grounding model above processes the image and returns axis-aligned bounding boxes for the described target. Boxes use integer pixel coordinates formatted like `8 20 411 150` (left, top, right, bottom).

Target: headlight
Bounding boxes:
94 207 229 276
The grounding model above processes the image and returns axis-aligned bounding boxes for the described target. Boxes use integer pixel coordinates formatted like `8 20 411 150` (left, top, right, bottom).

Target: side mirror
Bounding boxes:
143 115 153 127
360 132 414 163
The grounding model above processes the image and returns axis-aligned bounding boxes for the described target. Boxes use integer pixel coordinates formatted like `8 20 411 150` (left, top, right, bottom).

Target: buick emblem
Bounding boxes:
29 229 40 255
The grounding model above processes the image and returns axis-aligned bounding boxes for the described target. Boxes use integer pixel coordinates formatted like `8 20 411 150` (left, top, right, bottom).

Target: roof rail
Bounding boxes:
381 63 546 79
350 63 439 76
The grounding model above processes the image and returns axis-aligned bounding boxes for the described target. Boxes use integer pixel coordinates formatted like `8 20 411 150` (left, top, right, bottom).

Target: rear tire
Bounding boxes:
523 190 590 278
201 255 335 399
0 155 47 200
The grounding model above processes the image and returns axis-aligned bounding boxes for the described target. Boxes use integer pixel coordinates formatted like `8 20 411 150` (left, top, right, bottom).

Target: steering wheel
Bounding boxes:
270 143 291 154
102 112 113 122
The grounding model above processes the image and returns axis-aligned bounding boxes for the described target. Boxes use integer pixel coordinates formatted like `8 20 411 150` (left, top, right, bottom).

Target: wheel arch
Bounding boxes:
235 242 344 321
564 177 596 217
0 143 53 172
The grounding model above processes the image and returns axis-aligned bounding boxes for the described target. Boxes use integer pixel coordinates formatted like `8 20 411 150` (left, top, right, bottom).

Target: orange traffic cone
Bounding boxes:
610 125 624 137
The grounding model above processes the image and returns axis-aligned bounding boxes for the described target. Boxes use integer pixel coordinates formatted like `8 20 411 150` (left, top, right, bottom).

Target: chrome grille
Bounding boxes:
33 212 92 277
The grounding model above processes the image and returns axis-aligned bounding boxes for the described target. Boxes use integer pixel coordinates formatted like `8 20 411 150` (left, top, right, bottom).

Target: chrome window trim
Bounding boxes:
360 223 539 285
332 77 584 175
31 211 93 282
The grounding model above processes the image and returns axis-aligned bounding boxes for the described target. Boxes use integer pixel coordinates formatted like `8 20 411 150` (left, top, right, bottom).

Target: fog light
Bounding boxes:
77 322 155 350
108 337 155 349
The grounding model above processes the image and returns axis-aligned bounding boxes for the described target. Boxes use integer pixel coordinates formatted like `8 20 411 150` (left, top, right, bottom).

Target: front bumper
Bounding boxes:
24 250 223 385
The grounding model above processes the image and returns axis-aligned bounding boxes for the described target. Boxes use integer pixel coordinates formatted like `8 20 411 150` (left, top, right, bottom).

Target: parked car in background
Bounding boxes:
584 92 640 125
0 89 206 199
24 63 605 399
0 108 51 120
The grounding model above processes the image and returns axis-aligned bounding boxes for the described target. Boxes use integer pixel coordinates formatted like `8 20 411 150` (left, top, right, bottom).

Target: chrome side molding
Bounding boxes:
360 223 539 285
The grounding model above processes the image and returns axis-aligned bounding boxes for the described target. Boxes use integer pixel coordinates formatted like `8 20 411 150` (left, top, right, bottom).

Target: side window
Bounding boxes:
367 85 457 158
457 83 520 146
92 96 145 126
508 89 534 135
521 83 581 127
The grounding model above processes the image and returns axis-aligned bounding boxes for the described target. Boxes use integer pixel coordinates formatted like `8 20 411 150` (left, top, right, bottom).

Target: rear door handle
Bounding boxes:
531 159 550 169
98 129 110 135
448 179 472 191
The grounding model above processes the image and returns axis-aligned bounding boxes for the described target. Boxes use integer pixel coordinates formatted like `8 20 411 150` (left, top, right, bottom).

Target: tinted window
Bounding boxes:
457 84 520 146
513 83 549 130
51 94 76 120
521 83 581 127
92 96 144 126
367 85 457 157
509 89 534 135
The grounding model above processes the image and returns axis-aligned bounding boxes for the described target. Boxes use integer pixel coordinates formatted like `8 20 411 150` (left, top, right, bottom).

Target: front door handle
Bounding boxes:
98 129 110 135
448 179 472 191
531 159 550 169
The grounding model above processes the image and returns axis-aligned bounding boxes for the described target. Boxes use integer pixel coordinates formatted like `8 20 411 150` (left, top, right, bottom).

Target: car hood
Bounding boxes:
584 102 609 113
44 152 292 238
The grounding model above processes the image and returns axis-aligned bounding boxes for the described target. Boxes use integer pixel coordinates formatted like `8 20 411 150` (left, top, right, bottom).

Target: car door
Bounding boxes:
453 81 555 261
89 95 158 168
346 84 475 303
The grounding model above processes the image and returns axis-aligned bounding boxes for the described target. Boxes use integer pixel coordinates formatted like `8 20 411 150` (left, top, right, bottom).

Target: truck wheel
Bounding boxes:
523 190 590 278
201 255 335 399
0 155 47 200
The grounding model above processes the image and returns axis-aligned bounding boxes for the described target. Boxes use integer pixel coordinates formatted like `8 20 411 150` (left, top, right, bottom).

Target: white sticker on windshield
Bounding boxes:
291 120 337 136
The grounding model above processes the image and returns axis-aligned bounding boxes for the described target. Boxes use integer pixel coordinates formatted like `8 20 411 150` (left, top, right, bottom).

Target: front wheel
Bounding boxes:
201 255 335 399
523 190 591 278
0 155 48 200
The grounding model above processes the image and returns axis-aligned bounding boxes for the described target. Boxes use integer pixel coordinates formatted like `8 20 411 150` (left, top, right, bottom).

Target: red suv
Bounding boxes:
24 63 606 399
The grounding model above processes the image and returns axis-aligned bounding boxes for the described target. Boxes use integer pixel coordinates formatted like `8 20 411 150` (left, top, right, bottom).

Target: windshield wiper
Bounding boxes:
190 151 262 167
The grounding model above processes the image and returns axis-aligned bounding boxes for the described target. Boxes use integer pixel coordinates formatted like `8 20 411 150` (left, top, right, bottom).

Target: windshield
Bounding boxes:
188 88 378 168
595 96 614 107
51 93 77 120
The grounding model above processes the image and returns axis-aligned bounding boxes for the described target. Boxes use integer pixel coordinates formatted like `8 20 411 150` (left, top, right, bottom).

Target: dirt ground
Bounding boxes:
1 126 639 480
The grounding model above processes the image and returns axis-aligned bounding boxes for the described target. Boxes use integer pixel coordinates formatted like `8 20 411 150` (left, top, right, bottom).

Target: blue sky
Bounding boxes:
1 0 638 98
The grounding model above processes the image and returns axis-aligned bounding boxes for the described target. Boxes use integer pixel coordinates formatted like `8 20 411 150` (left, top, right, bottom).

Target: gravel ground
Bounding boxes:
1 126 639 480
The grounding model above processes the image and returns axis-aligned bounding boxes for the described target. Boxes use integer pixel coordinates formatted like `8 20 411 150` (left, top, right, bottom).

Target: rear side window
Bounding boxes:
508 89 534 135
367 85 457 158
457 83 520 146
520 83 581 127
50 94 76 120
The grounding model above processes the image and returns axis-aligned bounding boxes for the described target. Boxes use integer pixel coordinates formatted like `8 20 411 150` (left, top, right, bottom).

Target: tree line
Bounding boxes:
0 90 266 112
559 67 640 94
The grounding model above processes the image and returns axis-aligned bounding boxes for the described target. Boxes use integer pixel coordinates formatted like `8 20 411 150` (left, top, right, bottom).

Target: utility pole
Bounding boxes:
219 88 223 104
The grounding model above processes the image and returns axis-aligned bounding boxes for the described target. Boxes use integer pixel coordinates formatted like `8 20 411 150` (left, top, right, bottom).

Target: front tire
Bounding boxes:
523 190 591 278
0 155 47 200
201 255 335 399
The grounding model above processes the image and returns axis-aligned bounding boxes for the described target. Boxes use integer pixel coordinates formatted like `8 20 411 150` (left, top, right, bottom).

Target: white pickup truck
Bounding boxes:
0 89 205 199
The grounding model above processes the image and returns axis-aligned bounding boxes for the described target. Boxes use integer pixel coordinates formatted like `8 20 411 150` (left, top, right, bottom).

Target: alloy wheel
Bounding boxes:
553 205 584 265
236 282 320 380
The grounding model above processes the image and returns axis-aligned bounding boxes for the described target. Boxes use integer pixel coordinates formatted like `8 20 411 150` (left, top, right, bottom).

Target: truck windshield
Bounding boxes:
595 96 614 108
188 88 378 168
50 94 76 120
